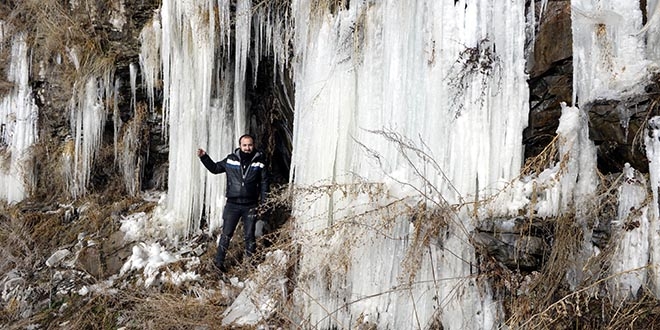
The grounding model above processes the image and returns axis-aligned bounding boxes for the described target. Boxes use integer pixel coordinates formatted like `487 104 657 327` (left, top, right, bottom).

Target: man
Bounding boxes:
197 134 269 273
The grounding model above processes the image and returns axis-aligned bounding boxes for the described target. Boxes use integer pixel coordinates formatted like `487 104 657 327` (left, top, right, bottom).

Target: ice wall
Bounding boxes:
289 1 528 328
644 0 660 60
0 32 38 203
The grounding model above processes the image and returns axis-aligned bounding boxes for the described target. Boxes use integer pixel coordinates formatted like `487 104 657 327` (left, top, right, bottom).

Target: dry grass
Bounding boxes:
118 291 226 329
0 205 42 279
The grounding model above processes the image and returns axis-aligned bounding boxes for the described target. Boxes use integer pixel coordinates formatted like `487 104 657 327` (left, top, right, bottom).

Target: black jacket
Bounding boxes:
200 148 269 205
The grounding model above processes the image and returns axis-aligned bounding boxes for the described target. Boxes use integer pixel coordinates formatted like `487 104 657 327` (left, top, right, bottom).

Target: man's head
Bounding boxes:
239 134 255 153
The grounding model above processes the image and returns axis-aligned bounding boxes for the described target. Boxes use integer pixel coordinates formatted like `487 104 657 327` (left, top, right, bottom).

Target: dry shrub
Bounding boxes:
500 150 660 328
400 201 450 283
505 212 584 328
4 0 117 109
0 205 46 326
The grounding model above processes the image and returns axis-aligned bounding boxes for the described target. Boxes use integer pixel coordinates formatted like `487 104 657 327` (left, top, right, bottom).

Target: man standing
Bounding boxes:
197 134 269 273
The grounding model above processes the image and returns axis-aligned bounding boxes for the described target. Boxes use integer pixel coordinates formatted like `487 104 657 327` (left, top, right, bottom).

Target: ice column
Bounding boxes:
0 33 38 203
608 163 649 301
154 0 293 238
233 0 251 138
645 116 660 297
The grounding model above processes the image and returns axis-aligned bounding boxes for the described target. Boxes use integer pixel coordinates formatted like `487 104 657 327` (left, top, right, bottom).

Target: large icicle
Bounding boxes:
0 32 38 203
154 0 293 239
159 0 217 238
139 15 161 115
233 0 251 138
289 0 529 328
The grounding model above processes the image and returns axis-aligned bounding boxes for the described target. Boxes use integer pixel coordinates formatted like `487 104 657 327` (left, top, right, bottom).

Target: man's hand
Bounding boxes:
197 148 206 157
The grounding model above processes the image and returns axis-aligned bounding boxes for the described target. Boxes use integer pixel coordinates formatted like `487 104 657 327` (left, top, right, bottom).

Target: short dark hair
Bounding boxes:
239 134 255 144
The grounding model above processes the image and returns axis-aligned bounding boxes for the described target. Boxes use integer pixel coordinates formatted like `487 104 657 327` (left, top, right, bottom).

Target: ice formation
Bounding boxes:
4 0 660 328
0 32 38 203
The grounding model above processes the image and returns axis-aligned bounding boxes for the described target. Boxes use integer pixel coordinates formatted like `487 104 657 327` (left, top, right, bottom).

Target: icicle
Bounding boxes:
639 0 660 34
113 78 121 165
617 102 632 140
252 5 264 87
645 116 660 297
120 105 143 197
156 0 237 239
234 0 251 138
139 16 161 114
609 163 649 301
66 77 107 199
217 0 232 55
0 21 5 48
129 62 137 115
0 33 38 203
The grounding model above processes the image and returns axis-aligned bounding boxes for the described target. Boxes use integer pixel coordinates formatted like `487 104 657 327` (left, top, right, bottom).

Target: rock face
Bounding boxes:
526 1 573 161
473 217 550 270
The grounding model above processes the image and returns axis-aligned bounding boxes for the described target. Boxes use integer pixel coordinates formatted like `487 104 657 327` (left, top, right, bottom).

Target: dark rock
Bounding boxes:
474 216 551 270
585 95 658 173
473 231 547 270
76 246 103 279
101 231 132 276
530 1 573 77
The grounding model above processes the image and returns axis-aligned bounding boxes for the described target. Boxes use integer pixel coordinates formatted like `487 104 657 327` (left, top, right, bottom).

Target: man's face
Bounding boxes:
240 137 254 153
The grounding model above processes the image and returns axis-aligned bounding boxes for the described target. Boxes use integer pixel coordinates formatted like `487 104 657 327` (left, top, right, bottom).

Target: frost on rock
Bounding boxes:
221 250 289 327
119 241 200 288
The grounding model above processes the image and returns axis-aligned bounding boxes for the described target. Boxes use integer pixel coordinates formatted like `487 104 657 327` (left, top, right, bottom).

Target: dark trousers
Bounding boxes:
215 202 257 267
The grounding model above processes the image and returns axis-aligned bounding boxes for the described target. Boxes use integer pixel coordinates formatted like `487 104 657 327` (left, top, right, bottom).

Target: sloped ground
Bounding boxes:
0 190 297 329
